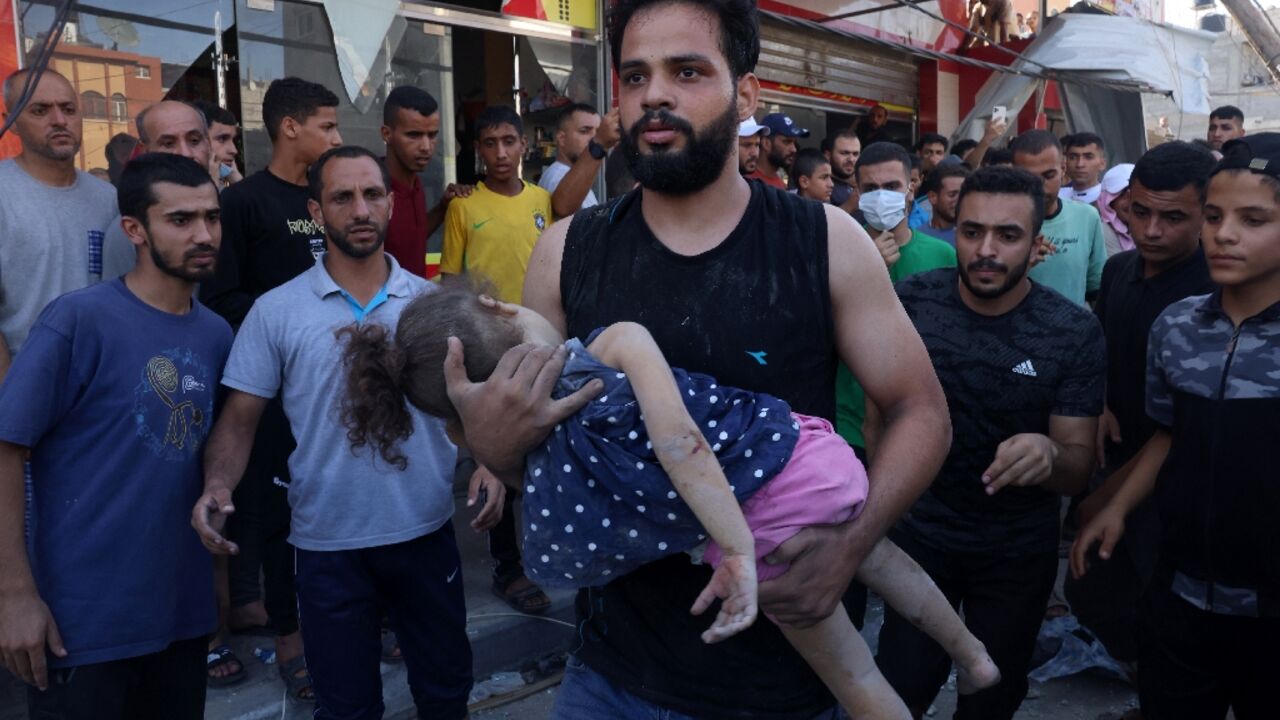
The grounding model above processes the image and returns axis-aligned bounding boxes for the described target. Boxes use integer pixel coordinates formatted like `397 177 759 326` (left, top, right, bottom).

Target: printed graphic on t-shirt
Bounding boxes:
286 217 327 260
534 211 547 232
133 348 217 461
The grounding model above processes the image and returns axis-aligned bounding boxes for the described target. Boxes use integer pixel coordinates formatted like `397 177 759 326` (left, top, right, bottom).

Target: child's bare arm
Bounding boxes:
587 323 754 560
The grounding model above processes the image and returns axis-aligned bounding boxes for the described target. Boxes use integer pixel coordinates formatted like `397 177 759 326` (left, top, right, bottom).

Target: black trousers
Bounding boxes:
875 529 1059 720
1137 580 1280 720
26 636 207 720
226 398 299 636
296 524 473 720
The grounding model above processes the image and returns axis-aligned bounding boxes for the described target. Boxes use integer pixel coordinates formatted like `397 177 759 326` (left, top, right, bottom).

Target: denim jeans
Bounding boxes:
551 654 844 720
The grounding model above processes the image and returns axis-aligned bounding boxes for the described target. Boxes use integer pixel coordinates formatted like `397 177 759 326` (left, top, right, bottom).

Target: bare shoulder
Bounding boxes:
822 204 889 293
523 217 571 323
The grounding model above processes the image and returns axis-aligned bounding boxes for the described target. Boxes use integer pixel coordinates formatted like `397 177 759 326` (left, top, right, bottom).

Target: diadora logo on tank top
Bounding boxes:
746 350 768 366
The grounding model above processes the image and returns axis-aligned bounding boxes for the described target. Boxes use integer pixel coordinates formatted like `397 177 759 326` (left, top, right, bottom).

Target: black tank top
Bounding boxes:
562 180 837 719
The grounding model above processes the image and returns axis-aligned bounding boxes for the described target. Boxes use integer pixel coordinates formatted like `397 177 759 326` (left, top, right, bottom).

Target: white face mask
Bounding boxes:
860 189 908 232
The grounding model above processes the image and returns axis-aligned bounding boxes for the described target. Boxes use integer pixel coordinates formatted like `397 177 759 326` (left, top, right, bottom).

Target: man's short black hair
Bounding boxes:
190 99 236 129
925 163 970 196
909 154 922 172
263 77 340 142
1064 131 1104 152
383 85 439 127
917 133 949 152
1010 129 1062 158
820 137 833 154
1210 105 1244 123
1131 141 1215 196
476 105 524 137
608 0 760 81
555 102 599 132
982 148 1014 166
952 139 979 159
792 148 829 180
956 166 1047 237
855 141 912 179
117 153 216 227
308 145 391 202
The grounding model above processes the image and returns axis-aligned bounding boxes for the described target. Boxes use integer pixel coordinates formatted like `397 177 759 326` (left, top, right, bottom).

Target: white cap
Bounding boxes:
739 118 771 137
1102 163 1134 194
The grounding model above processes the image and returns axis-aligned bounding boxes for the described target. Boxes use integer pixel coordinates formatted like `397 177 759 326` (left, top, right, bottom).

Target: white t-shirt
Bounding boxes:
1059 183 1102 205
538 160 598 212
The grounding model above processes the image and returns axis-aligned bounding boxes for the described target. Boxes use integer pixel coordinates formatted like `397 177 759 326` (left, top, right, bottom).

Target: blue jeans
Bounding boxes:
552 655 843 720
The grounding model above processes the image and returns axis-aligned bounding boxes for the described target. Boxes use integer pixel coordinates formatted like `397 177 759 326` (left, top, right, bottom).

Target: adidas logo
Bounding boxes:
1012 360 1038 377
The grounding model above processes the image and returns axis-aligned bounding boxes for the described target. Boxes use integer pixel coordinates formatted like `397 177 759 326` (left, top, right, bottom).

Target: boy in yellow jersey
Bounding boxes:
441 105 553 303
441 104 554 614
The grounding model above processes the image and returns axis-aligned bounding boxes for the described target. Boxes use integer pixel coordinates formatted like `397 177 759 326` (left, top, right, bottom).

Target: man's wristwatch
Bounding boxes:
587 140 607 160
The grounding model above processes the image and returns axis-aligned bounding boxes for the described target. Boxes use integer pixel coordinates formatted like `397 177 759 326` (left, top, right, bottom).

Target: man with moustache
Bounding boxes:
193 146 504 720
381 85 472 278
0 68 116 377
1064 142 1216 673
749 111 808 190
828 128 862 214
738 117 769 176
0 154 231 718
442 0 952 717
876 167 1104 720
101 100 216 279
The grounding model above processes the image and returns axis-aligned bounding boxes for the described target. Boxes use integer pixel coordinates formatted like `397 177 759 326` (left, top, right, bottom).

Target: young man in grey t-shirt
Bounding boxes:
0 68 116 376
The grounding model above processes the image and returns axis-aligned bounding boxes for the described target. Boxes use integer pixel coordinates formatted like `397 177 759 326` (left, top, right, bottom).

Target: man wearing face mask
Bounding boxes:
835 142 955 476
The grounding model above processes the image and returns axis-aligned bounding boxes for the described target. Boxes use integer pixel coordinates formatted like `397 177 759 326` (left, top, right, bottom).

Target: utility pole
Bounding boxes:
1220 0 1280 84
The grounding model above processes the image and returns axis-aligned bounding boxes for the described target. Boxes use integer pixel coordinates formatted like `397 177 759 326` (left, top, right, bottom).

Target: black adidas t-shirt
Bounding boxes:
896 269 1105 556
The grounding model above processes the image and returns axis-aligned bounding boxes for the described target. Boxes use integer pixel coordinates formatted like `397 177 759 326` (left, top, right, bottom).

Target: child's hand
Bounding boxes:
691 553 758 644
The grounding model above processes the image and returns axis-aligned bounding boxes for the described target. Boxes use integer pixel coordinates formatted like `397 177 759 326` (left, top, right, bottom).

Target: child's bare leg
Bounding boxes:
855 538 1001 694
780 610 910 719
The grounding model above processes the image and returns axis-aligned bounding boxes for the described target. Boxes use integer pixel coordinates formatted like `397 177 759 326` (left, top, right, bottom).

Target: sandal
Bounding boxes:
206 644 247 687
277 653 315 702
381 630 403 664
492 574 551 616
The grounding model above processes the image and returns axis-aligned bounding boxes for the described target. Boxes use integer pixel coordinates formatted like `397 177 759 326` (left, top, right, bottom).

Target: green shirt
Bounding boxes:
835 231 956 449
1027 198 1106 306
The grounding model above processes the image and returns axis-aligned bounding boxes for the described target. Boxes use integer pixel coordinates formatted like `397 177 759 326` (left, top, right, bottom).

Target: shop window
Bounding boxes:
109 93 128 121
19 0 237 172
81 90 107 119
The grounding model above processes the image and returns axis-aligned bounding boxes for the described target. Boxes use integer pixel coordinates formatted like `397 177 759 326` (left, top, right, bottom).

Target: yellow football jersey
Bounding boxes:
441 181 553 304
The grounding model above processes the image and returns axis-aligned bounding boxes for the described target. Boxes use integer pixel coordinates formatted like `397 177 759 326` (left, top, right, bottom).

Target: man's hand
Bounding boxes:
1096 406 1121 469
0 589 65 690
982 433 1059 495
757 523 866 628
983 117 1010 142
1030 238 1057 268
596 108 622 151
191 486 239 555
872 230 901 269
467 465 506 532
443 338 602 479
692 553 758 644
1070 504 1126 579
442 183 475 207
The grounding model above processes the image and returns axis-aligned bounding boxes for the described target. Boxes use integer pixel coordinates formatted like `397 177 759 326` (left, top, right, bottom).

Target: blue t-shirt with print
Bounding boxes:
0 279 232 667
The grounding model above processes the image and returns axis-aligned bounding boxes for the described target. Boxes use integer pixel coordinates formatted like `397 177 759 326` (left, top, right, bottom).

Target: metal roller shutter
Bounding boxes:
757 13 918 112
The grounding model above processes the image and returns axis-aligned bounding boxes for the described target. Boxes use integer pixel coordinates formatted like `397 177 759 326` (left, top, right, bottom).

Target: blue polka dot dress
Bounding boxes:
523 331 801 589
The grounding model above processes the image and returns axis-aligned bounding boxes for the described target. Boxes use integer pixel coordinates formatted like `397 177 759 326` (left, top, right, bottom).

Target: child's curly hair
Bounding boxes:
338 277 524 470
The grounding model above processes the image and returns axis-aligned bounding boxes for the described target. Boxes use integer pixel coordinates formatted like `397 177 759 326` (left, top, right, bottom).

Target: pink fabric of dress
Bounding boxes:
703 413 869 582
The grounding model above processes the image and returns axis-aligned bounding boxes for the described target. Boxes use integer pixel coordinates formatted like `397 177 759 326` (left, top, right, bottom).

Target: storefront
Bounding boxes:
755 11 919 149
11 0 604 273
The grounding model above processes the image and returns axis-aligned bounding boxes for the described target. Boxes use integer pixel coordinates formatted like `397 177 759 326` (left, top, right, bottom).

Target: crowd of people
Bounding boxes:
0 0 1275 719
